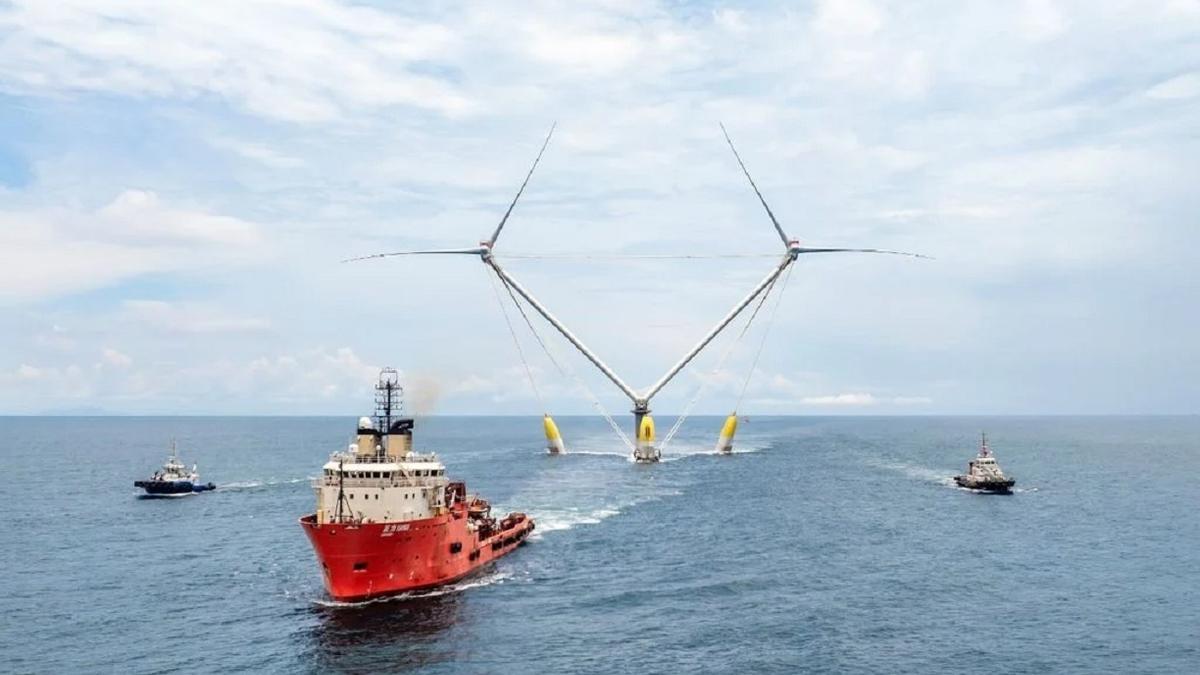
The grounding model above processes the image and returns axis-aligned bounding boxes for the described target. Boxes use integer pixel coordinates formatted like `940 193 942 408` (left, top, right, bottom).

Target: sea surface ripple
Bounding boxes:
1 415 1197 674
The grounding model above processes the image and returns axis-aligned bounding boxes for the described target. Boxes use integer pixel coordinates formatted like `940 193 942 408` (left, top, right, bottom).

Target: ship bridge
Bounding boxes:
312 370 455 525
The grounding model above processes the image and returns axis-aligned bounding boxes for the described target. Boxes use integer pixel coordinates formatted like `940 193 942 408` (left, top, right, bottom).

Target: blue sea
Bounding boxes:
1 415 1197 674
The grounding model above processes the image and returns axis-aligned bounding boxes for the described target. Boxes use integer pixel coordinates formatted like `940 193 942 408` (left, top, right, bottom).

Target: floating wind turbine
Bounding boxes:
347 124 927 462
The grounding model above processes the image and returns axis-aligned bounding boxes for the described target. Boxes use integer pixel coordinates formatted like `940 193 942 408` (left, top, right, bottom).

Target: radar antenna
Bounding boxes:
374 367 403 446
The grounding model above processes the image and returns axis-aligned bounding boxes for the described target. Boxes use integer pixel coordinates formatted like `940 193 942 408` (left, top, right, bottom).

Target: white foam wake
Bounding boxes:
659 438 769 462
218 477 313 491
310 570 514 608
868 460 956 486
529 506 622 536
522 489 683 539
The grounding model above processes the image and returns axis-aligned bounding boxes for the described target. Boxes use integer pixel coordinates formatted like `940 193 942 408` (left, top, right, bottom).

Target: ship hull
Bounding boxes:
300 511 534 602
953 476 1015 494
134 480 215 495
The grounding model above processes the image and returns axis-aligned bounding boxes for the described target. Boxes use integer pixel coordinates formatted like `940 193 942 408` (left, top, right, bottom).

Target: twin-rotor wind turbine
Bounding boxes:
347 123 926 461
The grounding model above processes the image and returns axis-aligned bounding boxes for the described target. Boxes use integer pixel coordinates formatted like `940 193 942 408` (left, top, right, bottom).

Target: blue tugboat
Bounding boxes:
134 440 215 497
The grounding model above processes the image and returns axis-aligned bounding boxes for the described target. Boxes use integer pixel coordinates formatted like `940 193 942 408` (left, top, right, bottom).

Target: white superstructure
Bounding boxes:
312 368 463 525
965 454 1008 481
156 440 199 482
314 452 449 525
312 412 457 525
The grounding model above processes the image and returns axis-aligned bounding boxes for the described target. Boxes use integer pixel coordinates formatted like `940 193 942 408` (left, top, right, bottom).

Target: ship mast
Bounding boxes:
333 457 352 522
374 368 403 459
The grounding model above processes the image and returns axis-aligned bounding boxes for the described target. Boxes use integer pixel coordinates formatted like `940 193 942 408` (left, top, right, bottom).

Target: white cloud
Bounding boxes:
1019 0 1066 41
801 392 878 406
712 9 748 34
0 0 471 123
16 364 41 380
0 346 383 413
795 393 932 406
521 21 643 74
98 190 259 246
101 348 132 368
1145 72 1200 100
120 300 272 334
0 190 263 303
239 347 378 399
814 0 885 38
210 139 306 169
32 325 76 352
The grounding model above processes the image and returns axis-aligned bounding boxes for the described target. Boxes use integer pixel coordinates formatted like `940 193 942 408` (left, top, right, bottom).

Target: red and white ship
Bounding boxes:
300 368 534 602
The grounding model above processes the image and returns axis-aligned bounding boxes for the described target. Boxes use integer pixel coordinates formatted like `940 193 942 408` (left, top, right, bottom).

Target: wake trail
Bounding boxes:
309 570 514 608
217 477 314 492
867 459 957 487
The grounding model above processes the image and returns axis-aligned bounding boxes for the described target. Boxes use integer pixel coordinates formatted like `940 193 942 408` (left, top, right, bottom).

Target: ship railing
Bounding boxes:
312 477 446 489
326 452 441 464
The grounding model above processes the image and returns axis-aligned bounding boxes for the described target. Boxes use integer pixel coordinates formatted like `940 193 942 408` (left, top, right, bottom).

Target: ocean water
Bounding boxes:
1 415 1197 674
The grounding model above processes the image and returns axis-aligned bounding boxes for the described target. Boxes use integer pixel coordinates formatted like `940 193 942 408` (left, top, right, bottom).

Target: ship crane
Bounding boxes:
346 124 927 462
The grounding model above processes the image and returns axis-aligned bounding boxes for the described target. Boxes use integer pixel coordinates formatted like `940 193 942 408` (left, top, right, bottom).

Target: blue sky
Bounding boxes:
0 0 1197 415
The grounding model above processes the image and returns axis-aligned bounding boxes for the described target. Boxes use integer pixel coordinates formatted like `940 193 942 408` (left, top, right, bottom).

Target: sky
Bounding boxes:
0 0 1197 416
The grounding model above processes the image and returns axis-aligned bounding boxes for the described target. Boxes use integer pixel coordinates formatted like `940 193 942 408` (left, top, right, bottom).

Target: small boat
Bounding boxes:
954 432 1015 494
134 440 215 497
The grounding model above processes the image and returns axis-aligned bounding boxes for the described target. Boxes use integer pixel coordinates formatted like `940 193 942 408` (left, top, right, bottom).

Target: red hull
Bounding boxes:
300 507 534 602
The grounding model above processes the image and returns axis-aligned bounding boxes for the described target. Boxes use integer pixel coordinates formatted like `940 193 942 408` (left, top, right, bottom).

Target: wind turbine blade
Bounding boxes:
342 248 485 263
720 122 790 248
488 122 557 248
793 247 932 259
